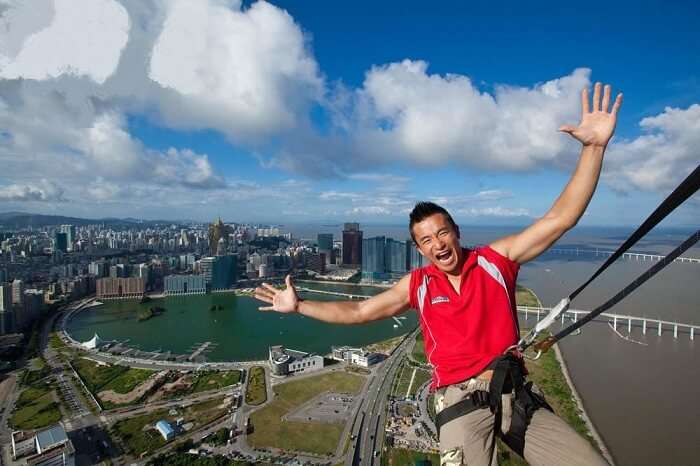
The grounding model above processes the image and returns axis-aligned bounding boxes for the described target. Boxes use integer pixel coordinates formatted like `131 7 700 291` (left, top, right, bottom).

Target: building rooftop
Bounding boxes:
35 424 68 453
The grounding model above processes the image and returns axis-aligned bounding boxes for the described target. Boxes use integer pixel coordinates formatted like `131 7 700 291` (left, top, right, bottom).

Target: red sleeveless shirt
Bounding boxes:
409 246 520 389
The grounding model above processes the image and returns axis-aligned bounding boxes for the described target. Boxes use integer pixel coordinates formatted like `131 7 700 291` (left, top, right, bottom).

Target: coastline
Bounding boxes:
523 285 615 465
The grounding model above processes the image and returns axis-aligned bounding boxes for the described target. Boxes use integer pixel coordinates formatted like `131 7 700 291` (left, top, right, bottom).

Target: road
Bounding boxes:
345 328 419 466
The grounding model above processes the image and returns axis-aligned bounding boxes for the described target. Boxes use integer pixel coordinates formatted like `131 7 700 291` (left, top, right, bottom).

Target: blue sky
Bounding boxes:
0 0 698 227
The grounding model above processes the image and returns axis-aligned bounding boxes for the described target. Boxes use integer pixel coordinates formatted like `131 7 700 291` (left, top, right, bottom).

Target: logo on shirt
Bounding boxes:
431 295 450 305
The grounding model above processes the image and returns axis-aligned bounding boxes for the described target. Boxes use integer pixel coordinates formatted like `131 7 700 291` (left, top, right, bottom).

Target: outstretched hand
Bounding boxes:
559 82 622 148
254 275 300 313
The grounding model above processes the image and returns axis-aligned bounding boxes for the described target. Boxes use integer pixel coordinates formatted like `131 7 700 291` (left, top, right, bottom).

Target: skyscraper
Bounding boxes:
54 232 68 253
342 223 362 267
408 241 429 270
385 238 407 274
201 255 238 291
317 233 333 265
60 225 76 251
362 236 386 281
0 284 14 335
11 279 24 306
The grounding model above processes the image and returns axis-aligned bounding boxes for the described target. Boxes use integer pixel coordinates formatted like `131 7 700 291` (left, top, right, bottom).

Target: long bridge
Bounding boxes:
298 288 699 341
547 247 700 263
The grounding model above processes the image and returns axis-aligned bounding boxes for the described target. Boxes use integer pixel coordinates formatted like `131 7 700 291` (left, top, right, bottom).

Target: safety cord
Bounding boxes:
533 229 699 355
518 163 700 354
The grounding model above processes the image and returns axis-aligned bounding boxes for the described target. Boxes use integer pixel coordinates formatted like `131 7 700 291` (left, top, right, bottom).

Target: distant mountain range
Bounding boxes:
0 212 194 229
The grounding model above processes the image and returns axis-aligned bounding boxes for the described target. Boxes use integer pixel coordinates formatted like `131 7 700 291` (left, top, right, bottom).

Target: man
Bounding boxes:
254 82 621 465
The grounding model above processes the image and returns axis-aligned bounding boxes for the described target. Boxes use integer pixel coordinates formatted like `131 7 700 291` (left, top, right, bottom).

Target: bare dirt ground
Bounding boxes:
97 370 169 405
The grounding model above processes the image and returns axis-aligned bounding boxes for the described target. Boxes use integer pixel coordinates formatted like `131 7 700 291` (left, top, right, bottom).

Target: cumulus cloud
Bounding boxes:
149 0 322 139
0 0 130 84
0 179 64 202
603 104 700 192
341 61 589 170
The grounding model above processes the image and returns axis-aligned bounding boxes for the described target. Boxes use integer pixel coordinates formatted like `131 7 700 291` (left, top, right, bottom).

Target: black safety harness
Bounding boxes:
434 352 552 458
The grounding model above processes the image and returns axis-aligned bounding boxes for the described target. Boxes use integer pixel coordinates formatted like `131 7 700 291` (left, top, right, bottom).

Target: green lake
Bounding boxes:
66 281 418 361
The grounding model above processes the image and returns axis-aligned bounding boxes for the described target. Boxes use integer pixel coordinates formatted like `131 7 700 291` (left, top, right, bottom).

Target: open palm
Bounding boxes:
254 275 299 313
559 82 622 148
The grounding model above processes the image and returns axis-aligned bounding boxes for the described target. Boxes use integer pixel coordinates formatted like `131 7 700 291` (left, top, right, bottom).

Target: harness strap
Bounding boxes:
434 353 552 459
434 390 490 438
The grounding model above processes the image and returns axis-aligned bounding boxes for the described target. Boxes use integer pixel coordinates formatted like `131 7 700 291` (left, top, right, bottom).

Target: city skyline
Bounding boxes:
0 1 698 227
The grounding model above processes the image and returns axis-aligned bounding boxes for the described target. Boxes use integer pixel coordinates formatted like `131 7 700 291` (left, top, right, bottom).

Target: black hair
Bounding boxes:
409 201 458 242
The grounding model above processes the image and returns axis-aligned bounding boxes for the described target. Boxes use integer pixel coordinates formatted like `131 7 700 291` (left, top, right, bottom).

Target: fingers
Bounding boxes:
601 84 611 113
581 87 590 115
253 292 274 304
611 93 623 117
261 282 278 293
285 274 294 289
592 82 602 112
558 125 576 134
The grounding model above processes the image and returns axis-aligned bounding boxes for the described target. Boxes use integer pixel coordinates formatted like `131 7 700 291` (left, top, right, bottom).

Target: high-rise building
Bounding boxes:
342 223 363 267
317 234 333 265
19 289 44 330
306 252 326 274
54 232 68 253
408 241 428 270
385 239 407 274
0 284 14 335
201 255 238 291
11 279 24 306
208 217 233 256
88 261 106 277
60 225 76 251
96 277 145 299
362 236 386 281
135 263 151 290
164 275 206 295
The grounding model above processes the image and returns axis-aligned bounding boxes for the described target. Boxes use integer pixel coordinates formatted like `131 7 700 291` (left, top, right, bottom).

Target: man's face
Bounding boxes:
412 213 462 275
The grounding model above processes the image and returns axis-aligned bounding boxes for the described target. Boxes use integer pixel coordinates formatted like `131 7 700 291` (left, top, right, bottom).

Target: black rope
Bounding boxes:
521 163 700 353
568 164 699 301
550 229 700 343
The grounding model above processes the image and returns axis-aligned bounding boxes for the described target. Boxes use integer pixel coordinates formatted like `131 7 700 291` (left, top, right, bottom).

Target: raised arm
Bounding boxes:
254 274 411 324
490 82 623 264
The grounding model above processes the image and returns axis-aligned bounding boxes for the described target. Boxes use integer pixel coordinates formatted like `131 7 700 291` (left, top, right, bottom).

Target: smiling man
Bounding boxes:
254 82 620 466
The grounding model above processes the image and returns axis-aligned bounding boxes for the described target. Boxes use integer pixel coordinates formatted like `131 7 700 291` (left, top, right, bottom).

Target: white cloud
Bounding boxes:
0 0 130 84
455 206 531 217
346 206 392 215
0 179 64 202
604 104 700 192
343 62 589 170
149 0 322 138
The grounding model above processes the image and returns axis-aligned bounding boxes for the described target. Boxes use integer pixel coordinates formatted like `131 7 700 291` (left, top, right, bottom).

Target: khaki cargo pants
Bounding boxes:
434 378 609 466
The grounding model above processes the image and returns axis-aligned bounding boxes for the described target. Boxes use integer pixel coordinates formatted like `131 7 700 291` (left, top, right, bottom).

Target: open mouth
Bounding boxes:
435 250 453 264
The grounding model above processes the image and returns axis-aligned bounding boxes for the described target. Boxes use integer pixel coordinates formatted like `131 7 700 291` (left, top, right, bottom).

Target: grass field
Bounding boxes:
244 366 267 406
72 358 154 396
248 371 365 455
190 370 242 394
515 284 539 307
113 397 229 456
381 447 440 466
411 334 427 365
407 369 431 398
10 383 62 430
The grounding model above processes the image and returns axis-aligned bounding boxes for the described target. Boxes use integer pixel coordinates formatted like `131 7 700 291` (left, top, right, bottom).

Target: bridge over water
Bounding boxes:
299 288 699 341
547 247 700 263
